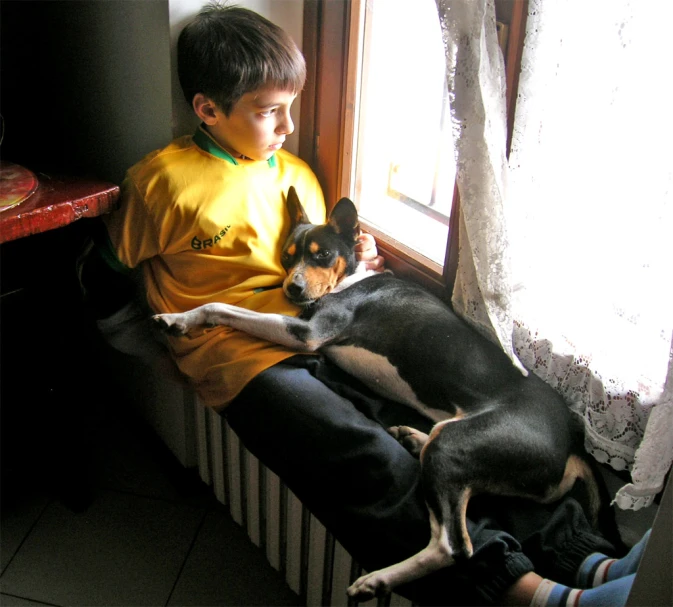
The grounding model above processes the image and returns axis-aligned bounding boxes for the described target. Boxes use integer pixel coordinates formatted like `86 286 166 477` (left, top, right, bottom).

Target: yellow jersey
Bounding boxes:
102 125 326 408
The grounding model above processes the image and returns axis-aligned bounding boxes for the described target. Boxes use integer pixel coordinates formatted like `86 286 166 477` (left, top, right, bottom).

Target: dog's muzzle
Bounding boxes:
283 274 314 305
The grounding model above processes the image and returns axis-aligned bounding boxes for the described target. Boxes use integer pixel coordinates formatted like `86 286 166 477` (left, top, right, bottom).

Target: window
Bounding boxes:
300 0 525 295
349 0 454 269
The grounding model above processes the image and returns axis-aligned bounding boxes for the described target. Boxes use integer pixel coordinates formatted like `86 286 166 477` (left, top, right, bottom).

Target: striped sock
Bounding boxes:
530 579 581 607
576 529 651 588
575 554 618 588
530 575 636 607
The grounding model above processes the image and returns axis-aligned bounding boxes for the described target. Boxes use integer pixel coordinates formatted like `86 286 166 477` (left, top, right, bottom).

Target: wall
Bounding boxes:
0 1 173 184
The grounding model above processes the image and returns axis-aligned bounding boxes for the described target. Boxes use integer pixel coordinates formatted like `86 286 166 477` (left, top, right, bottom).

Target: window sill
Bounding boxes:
360 219 451 302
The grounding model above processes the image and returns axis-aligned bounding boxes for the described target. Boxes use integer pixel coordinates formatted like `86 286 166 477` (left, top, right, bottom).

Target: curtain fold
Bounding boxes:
435 0 526 375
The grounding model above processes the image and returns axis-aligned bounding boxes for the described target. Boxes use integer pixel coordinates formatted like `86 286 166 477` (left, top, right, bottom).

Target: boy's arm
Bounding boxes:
103 176 161 271
80 176 160 319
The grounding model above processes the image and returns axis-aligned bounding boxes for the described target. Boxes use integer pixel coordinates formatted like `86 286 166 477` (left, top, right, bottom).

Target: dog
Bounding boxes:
153 186 609 600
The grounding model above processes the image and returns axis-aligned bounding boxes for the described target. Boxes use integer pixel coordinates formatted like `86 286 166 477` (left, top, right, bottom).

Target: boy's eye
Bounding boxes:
260 108 277 117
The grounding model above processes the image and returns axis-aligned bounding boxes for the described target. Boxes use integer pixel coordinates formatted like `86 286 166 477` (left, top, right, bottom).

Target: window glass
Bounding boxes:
352 0 455 267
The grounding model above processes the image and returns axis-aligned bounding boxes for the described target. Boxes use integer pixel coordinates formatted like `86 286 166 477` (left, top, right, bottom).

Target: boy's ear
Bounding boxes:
328 197 360 243
286 186 311 230
192 93 219 125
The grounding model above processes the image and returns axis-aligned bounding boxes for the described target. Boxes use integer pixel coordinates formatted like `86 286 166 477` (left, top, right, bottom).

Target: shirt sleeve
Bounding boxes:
101 174 161 271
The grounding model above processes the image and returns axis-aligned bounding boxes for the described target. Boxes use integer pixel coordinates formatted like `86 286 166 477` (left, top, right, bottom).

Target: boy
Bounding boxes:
91 3 643 605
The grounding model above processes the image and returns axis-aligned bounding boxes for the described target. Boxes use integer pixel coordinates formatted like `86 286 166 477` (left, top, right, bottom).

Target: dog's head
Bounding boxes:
281 186 360 305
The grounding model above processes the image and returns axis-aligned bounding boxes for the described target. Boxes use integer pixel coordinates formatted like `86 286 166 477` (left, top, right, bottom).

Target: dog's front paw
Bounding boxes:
347 571 390 602
152 313 189 336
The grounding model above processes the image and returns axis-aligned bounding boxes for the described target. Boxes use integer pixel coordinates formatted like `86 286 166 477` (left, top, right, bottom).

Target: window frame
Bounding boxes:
299 0 528 300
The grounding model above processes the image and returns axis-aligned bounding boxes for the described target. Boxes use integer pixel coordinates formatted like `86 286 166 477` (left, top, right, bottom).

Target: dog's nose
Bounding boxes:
286 279 305 300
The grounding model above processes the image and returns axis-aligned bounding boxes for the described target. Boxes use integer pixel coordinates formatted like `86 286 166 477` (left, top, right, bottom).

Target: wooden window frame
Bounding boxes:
299 0 527 300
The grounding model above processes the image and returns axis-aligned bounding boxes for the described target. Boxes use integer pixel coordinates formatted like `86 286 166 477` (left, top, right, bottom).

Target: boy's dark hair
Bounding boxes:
177 2 306 116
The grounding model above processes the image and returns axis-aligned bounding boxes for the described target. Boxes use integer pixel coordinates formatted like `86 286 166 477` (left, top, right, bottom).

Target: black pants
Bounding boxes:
225 355 616 606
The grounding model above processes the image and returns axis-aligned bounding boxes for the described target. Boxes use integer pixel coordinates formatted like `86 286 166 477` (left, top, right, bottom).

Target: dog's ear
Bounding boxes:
328 197 360 243
286 186 311 230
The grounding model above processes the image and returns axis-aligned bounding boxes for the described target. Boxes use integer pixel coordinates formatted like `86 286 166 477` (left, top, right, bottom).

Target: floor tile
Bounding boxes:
168 509 300 606
0 492 50 575
90 408 216 509
0 490 205 606
0 593 56 606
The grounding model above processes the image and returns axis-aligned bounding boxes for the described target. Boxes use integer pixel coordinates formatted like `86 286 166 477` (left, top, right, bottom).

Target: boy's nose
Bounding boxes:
277 111 294 135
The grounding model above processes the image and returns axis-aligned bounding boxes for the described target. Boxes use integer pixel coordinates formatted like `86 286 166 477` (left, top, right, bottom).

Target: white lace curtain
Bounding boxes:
437 0 673 510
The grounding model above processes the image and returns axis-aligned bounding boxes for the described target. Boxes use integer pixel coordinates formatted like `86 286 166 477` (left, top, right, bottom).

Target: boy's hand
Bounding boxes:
355 233 385 272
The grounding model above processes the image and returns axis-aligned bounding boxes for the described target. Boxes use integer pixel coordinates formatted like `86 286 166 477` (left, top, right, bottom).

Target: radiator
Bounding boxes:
195 404 413 607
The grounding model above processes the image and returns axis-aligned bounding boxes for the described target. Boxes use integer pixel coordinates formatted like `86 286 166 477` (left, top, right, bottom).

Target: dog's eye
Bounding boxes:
315 249 331 260
281 251 291 262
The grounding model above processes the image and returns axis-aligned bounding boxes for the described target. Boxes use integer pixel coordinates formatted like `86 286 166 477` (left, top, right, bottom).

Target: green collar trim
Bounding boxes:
194 125 277 168
193 126 238 165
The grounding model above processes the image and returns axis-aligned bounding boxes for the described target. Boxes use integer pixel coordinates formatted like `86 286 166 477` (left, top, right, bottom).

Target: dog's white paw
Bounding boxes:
152 313 189 336
346 571 390 601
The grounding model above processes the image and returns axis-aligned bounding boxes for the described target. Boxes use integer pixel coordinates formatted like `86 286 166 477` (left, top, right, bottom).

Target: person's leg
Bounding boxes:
225 355 534 606
503 521 649 607
520 496 623 588
470 486 634 606
504 528 647 607
468 488 621 589
575 529 650 587
528 574 636 607
225 355 430 566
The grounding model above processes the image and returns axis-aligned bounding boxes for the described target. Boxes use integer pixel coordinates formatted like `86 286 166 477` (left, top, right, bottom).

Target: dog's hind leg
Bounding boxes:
346 508 454 601
387 426 429 459
435 486 474 562
347 486 473 601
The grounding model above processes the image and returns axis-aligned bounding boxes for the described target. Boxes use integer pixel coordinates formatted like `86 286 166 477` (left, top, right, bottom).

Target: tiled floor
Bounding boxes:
0 404 301 607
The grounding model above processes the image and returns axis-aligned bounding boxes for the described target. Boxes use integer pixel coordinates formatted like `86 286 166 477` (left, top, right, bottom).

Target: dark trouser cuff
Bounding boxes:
551 530 613 587
519 497 618 587
477 552 536 605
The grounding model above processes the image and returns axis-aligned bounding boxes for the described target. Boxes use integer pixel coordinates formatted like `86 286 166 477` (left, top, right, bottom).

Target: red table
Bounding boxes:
0 163 120 244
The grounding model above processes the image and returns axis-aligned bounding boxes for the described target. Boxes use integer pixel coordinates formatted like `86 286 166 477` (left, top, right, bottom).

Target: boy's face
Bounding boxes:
199 86 297 162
